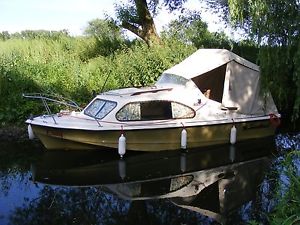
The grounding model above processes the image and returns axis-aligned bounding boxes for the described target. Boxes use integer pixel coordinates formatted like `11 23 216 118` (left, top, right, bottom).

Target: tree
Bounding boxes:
162 10 233 49
114 0 187 46
0 31 10 40
84 18 127 56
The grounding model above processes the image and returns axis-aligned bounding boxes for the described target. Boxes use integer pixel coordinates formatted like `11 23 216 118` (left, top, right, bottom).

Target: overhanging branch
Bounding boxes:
121 21 143 38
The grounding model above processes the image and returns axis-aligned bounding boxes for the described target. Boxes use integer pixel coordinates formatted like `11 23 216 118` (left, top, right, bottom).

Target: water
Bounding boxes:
0 134 299 225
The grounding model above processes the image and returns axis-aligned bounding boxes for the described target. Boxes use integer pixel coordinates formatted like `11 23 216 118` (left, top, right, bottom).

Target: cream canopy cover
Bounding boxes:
162 49 278 115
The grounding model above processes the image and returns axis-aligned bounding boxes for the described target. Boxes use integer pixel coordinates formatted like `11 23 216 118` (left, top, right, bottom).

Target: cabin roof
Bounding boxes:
163 49 259 80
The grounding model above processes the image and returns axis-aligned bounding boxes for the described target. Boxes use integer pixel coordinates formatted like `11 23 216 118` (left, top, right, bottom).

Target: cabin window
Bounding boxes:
156 73 189 86
171 102 195 118
84 99 117 119
116 101 195 121
116 103 141 121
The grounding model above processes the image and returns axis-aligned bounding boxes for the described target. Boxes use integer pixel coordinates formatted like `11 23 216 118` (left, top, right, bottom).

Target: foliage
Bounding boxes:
161 10 234 49
0 30 70 41
0 32 195 124
226 0 300 122
110 40 195 87
258 46 299 122
162 10 259 64
84 18 129 57
268 151 300 225
0 37 112 123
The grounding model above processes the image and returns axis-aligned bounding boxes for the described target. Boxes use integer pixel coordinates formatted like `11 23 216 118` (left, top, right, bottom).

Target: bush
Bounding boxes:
0 36 195 124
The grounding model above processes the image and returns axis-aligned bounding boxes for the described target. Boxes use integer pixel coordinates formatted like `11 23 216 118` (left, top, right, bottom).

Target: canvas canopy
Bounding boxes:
159 49 278 115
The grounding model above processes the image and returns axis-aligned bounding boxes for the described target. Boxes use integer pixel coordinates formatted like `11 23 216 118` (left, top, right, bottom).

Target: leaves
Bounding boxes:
226 0 300 122
0 32 196 124
162 10 234 49
84 19 127 57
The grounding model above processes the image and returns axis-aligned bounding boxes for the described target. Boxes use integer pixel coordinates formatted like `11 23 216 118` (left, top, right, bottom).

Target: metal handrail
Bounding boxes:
23 93 82 109
23 93 83 124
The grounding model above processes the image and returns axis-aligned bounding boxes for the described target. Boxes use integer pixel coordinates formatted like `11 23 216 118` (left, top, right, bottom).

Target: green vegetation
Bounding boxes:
268 150 300 225
249 148 300 225
225 0 300 123
0 28 198 125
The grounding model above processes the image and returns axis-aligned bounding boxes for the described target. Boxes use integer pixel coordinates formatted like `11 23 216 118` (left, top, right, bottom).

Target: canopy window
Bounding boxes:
192 64 227 103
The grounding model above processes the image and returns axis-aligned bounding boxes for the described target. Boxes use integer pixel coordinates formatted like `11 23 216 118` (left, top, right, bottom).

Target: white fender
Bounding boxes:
230 125 237 144
181 128 187 149
118 134 126 158
28 124 35 140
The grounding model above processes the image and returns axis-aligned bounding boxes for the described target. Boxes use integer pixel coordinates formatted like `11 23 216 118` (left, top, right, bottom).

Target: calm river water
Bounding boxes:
0 133 299 225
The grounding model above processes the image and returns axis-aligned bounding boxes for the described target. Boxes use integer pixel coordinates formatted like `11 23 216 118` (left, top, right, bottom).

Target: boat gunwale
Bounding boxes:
27 114 276 131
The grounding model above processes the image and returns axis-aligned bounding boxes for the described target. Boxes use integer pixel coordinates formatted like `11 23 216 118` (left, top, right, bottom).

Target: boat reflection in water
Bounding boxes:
31 138 274 224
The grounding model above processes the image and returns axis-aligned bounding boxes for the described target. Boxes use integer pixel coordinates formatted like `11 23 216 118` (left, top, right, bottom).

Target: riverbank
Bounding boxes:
0 125 45 152
0 125 28 142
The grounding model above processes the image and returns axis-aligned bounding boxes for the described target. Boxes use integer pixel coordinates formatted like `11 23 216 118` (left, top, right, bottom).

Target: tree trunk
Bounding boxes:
121 0 161 46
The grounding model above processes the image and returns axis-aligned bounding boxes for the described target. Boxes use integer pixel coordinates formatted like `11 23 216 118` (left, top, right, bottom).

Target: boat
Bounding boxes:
25 49 280 153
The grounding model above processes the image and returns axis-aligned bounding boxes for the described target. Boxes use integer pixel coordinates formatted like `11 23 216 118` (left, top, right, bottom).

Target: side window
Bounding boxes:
171 102 195 119
116 103 141 121
140 101 172 120
116 101 195 121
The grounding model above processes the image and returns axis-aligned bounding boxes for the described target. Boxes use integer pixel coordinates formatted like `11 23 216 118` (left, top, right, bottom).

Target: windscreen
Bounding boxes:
156 73 189 86
84 99 117 119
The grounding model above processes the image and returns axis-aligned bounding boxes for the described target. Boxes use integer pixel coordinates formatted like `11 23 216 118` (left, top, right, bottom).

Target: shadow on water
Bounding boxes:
0 134 299 225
